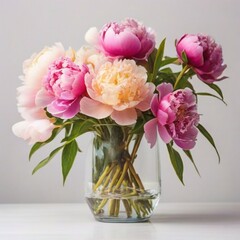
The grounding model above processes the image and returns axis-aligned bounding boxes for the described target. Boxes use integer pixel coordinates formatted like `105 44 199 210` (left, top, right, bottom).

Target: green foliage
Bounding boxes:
159 57 178 68
148 38 166 82
32 146 64 175
28 117 96 183
62 140 78 184
197 124 220 162
152 38 166 79
196 92 227 105
175 68 195 89
131 117 145 135
167 143 184 184
181 51 188 63
61 119 94 143
183 150 200 176
29 127 63 160
204 82 225 101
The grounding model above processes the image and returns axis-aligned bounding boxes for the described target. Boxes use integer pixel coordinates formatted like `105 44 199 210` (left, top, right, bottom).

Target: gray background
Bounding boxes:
0 0 239 203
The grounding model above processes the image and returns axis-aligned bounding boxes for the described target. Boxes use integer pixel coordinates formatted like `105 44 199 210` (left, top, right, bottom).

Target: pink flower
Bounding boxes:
86 18 155 60
176 34 227 83
12 43 66 144
144 83 199 150
80 59 154 125
36 57 89 119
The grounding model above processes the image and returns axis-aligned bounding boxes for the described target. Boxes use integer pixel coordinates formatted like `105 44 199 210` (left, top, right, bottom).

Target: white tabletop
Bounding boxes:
0 203 239 240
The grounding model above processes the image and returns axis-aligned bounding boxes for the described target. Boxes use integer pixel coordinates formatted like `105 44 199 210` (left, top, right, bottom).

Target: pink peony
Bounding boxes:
176 34 227 83
80 59 154 125
86 18 155 60
36 57 89 119
12 43 66 144
144 83 199 150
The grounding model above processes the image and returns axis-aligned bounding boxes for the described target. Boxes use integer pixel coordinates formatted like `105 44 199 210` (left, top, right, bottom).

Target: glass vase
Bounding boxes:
85 124 161 223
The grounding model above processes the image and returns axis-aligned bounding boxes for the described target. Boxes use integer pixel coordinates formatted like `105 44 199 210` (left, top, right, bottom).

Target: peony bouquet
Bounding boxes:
13 18 227 221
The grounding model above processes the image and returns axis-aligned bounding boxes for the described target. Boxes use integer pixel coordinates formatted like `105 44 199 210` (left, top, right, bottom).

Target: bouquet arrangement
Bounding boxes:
12 18 226 221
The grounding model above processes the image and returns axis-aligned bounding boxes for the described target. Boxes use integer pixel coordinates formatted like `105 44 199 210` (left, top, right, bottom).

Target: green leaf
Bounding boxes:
147 72 154 82
167 143 184 184
131 118 144 134
197 92 227 105
183 150 200 176
152 38 166 81
32 146 63 175
197 124 220 162
62 140 78 184
204 82 224 100
175 68 196 89
62 119 93 143
156 69 176 85
159 57 178 68
181 51 188 63
147 48 157 73
29 127 62 161
64 124 72 137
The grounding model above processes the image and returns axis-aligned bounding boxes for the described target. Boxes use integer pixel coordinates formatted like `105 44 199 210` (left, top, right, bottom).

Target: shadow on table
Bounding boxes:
150 212 240 225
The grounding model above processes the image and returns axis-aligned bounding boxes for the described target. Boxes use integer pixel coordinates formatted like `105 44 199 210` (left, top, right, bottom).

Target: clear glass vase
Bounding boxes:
85 124 161 223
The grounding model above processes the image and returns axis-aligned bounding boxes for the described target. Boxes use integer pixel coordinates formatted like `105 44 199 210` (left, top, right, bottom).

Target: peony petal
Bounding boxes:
17 86 38 108
85 27 99 45
134 37 155 60
35 89 54 108
59 98 80 119
157 109 169 125
12 119 54 144
18 106 46 121
173 126 198 150
150 94 159 117
156 83 173 99
29 119 54 143
48 98 80 119
136 83 155 112
12 121 30 141
174 138 196 150
144 118 158 148
177 35 204 67
111 108 137 126
103 29 141 57
157 124 172 143
80 97 113 119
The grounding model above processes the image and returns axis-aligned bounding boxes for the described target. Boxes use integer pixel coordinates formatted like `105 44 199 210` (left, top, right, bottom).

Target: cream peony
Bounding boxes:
80 59 154 125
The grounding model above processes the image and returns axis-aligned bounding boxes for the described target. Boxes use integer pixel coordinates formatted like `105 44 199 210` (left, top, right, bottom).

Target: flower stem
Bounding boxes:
113 160 130 192
174 65 189 89
96 199 108 214
108 165 121 192
122 199 132 217
93 163 114 191
130 133 143 163
92 127 155 219
129 162 144 190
